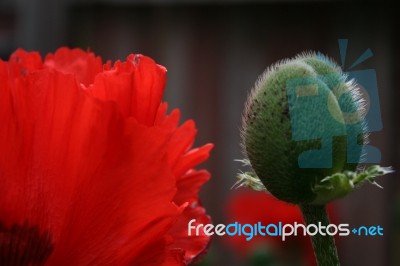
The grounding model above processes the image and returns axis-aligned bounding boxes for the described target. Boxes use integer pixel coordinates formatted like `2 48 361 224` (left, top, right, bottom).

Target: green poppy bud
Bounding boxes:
237 52 391 205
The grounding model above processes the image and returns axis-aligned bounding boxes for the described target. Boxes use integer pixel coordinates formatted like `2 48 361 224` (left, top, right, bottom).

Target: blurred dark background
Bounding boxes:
1 0 399 265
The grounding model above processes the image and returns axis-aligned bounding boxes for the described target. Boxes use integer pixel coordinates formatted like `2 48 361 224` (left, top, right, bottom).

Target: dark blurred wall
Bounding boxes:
1 1 399 265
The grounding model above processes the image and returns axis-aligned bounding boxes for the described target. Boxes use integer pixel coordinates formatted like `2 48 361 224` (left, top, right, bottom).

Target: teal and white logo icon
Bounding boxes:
286 39 382 168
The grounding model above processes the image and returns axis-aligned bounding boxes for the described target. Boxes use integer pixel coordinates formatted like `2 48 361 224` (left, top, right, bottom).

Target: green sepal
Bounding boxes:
312 165 393 205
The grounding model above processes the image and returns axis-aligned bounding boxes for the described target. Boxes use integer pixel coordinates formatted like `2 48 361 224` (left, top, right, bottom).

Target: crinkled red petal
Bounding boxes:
44 47 104 87
88 54 166 125
0 49 185 265
168 202 211 265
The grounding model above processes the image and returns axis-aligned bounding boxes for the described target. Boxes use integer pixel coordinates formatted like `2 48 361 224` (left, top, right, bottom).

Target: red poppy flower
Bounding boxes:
0 47 213 265
225 189 320 265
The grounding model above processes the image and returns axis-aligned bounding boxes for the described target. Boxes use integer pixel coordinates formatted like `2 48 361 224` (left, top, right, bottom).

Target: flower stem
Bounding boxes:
299 204 340 266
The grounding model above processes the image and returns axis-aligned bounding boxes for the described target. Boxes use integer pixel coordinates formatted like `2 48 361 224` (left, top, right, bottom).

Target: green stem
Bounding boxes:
299 204 340 266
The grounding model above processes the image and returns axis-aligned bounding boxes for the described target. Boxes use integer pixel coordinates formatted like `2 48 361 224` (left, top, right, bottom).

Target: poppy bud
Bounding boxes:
237 53 391 205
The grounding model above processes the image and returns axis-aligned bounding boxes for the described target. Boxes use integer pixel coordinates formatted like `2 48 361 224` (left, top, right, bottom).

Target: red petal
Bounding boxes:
1 48 213 266
44 47 104 87
174 170 210 206
173 144 213 178
168 203 211 265
0 61 180 265
8 49 43 77
88 54 166 125
166 120 196 170
153 103 213 264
